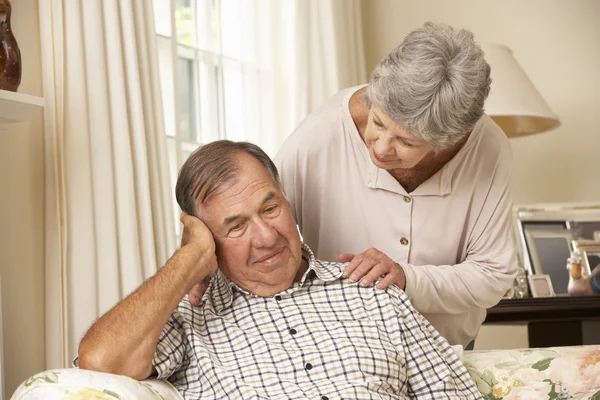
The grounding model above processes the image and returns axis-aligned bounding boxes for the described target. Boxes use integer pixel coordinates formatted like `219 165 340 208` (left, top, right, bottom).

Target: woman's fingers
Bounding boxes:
188 277 211 306
337 253 355 263
359 263 389 286
341 248 406 290
376 271 398 289
342 255 364 278
348 258 378 282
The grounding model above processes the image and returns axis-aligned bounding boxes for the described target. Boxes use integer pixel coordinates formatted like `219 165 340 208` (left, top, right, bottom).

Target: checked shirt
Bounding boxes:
152 245 482 399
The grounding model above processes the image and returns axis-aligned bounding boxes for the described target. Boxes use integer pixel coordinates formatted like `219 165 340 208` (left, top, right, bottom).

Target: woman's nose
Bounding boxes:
373 136 394 155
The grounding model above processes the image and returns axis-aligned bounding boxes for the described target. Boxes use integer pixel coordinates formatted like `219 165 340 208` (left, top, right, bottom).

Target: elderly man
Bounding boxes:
78 140 482 399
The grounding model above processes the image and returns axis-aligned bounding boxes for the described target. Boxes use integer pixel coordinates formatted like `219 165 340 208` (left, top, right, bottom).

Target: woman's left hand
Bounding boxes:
338 248 406 290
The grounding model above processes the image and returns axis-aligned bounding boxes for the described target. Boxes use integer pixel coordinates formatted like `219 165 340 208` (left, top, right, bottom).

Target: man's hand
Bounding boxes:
339 248 406 290
180 213 218 305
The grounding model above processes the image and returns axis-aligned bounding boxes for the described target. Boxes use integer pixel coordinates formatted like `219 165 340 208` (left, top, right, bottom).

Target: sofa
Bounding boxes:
11 345 600 400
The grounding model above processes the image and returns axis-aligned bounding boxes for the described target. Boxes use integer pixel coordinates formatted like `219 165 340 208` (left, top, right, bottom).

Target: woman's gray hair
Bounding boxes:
364 22 491 151
175 140 282 216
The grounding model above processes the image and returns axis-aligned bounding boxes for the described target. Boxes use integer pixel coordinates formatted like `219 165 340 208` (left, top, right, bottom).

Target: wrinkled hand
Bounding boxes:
180 213 218 306
338 248 406 290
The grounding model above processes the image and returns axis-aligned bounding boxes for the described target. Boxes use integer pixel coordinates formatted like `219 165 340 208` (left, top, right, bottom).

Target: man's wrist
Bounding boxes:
173 245 214 282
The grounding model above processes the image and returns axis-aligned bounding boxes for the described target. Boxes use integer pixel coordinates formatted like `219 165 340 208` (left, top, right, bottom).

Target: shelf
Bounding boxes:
486 296 600 323
0 89 44 131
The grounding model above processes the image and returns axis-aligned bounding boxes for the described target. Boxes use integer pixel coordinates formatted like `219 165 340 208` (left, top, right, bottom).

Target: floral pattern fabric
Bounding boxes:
464 345 600 400
11 345 600 400
10 369 183 400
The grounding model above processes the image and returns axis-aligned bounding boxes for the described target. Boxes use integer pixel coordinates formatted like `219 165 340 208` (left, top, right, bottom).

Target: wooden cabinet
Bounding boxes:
485 297 600 347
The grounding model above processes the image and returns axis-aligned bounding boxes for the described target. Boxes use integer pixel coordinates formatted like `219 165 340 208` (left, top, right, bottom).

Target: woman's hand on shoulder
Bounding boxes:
338 248 406 290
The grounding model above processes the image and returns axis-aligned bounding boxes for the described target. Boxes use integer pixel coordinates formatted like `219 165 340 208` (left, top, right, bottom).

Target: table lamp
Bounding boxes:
482 43 560 137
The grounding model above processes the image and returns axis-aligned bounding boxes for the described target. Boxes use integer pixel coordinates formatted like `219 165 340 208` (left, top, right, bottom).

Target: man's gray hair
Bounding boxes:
175 140 282 216
364 22 491 151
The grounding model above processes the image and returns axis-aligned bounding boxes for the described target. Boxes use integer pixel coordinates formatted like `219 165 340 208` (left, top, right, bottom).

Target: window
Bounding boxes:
153 0 269 237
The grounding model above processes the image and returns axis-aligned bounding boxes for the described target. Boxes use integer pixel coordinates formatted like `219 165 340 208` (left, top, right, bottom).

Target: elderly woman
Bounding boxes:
274 22 518 348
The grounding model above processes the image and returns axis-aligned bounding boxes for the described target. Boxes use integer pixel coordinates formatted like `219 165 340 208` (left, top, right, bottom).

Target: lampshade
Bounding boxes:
482 43 560 138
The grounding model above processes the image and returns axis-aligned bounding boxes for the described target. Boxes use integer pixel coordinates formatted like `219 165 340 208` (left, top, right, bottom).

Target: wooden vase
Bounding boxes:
0 0 21 92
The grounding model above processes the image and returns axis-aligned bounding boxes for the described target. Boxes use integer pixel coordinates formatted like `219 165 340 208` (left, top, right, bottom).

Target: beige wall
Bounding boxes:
362 0 600 349
362 0 600 205
0 0 45 396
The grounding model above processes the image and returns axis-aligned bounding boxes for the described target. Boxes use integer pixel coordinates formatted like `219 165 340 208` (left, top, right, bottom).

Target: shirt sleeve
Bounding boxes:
402 156 518 314
388 286 483 399
152 311 187 380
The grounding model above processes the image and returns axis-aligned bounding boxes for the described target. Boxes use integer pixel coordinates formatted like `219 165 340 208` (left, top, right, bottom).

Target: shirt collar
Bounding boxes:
201 244 343 313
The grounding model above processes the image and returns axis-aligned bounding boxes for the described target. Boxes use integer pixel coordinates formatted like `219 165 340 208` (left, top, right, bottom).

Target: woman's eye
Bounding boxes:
398 137 414 147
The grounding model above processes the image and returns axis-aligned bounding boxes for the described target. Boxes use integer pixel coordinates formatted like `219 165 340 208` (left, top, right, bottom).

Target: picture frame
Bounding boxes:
572 240 600 277
510 203 600 299
527 274 555 298
523 228 573 295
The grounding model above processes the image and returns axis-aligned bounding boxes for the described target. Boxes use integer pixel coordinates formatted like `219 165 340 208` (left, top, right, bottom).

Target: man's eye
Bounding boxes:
230 223 243 232
264 206 277 214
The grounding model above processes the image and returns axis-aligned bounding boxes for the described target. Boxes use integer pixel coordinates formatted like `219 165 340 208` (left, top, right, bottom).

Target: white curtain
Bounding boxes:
39 0 176 368
260 0 367 154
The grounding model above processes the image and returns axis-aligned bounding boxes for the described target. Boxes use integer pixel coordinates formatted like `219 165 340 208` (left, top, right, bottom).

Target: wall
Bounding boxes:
0 0 45 396
362 0 600 349
362 0 600 205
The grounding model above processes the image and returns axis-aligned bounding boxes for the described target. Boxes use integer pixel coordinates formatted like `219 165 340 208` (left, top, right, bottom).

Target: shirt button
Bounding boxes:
400 237 409 246
321 397 329 400
274 295 282 301
289 328 297 335
403 196 412 203
305 362 313 370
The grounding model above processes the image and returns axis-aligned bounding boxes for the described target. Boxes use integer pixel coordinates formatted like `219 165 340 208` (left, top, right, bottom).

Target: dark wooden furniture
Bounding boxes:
485 296 600 347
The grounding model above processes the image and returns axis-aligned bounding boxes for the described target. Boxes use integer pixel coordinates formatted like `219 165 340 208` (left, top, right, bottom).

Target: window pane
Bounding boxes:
153 0 171 37
222 60 244 141
198 55 221 143
181 142 201 164
178 57 197 142
220 0 241 59
175 0 194 46
157 36 176 137
242 66 260 144
166 137 181 236
221 0 257 63
197 0 220 53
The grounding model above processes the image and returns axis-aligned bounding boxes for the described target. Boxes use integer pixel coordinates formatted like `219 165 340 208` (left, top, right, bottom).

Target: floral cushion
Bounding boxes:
463 345 600 400
11 346 600 399
10 369 183 400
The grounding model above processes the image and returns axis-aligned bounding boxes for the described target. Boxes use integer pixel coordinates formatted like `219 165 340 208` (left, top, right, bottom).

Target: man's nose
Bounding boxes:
251 219 278 248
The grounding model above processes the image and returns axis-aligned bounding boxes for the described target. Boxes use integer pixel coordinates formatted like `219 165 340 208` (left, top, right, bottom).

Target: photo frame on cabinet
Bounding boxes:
572 240 600 278
512 204 600 298
524 229 573 295
527 274 555 298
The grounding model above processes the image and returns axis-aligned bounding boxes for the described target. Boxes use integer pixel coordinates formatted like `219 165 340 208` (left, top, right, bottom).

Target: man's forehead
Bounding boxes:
203 178 282 213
